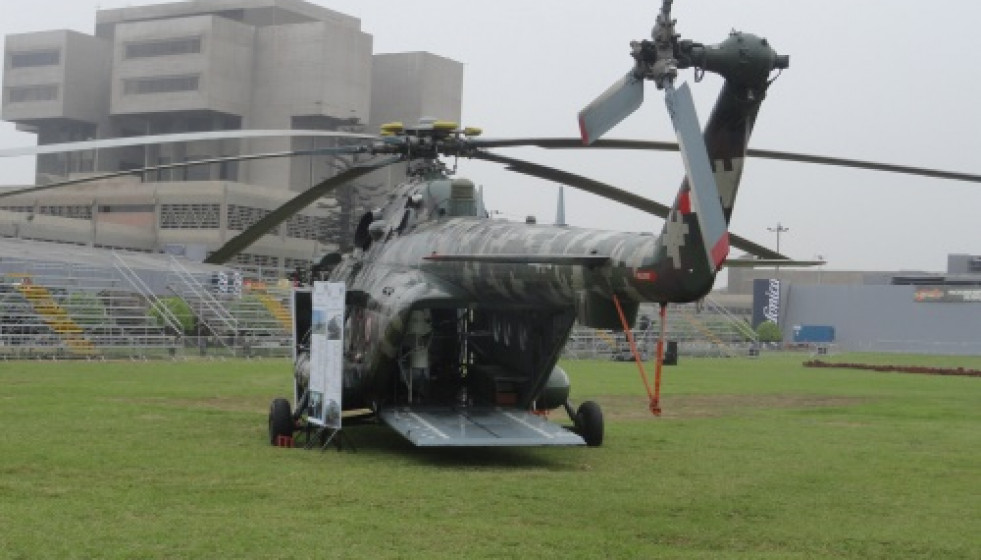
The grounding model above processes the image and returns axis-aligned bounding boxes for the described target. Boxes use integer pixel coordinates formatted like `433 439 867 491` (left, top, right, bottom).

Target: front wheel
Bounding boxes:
576 401 604 447
268 397 293 445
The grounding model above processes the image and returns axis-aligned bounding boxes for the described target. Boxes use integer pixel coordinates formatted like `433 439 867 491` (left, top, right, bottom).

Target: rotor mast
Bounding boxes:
630 0 790 94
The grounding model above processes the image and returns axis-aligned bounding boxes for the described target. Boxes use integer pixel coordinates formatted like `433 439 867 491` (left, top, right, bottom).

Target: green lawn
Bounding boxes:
0 354 978 559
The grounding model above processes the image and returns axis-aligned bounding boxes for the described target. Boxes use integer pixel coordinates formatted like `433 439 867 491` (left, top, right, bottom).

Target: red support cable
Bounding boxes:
612 294 662 416
652 303 667 415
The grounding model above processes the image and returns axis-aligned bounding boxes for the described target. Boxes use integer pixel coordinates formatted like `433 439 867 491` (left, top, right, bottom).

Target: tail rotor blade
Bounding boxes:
665 82 729 269
577 72 644 145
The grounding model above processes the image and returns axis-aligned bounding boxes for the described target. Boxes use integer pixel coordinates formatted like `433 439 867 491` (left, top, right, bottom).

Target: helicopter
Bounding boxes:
258 0 795 448
3 1 980 448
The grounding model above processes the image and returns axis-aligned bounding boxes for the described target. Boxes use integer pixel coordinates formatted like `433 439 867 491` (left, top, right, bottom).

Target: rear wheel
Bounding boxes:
576 401 604 447
268 398 293 445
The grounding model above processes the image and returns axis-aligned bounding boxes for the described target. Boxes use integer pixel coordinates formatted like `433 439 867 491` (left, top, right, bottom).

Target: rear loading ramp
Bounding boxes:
380 407 585 447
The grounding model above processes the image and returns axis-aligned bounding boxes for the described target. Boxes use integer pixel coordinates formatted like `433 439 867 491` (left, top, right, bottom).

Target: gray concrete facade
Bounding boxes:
1 0 464 273
0 178 332 272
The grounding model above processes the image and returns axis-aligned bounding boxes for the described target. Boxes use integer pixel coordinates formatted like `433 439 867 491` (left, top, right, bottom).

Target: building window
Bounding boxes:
98 204 156 213
38 205 93 220
123 75 199 95
184 156 214 181
227 205 271 232
125 36 202 59
286 214 327 240
0 206 34 214
233 253 280 269
9 49 60 68
160 203 220 229
7 84 59 103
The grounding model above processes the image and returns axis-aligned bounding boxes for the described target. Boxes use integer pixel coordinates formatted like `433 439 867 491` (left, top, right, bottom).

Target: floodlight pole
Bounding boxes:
767 222 789 254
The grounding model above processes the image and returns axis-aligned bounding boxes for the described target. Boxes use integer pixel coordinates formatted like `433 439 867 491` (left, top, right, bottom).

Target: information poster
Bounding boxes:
309 282 345 429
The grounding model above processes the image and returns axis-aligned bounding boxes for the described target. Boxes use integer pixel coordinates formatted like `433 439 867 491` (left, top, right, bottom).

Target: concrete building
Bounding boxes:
729 254 981 355
1 0 463 274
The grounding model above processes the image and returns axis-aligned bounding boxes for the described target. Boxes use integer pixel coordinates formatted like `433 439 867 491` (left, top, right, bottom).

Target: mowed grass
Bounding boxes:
0 354 978 559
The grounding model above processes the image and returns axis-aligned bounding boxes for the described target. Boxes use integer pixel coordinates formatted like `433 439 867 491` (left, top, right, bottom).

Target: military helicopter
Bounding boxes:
3 1 979 448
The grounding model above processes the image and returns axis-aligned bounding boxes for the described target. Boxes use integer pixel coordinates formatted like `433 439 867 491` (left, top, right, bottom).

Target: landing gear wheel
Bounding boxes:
268 397 293 445
576 400 604 447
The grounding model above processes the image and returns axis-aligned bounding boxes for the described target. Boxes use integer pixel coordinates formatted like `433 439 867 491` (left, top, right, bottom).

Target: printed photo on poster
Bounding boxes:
309 282 345 429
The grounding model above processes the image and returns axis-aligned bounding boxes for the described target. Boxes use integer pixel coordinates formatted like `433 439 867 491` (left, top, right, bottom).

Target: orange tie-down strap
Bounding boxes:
612 294 663 416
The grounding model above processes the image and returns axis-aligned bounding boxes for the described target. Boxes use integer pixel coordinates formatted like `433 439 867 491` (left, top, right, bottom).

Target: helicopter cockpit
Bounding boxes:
353 176 484 252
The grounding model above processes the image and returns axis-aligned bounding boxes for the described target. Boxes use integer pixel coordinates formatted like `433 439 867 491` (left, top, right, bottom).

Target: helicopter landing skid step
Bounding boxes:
380 406 586 447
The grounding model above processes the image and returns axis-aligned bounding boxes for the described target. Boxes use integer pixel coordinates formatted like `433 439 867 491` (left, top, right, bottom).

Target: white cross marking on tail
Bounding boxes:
663 210 689 269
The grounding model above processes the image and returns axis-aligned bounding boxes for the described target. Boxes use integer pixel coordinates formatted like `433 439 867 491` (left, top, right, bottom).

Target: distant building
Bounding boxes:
727 254 981 355
1 0 463 275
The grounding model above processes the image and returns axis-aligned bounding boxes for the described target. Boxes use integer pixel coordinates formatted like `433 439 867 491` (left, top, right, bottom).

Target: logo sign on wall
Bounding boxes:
309 282 345 429
914 286 981 303
752 278 781 328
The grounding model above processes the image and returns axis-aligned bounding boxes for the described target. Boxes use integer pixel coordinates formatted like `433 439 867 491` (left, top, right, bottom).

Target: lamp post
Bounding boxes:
767 222 789 253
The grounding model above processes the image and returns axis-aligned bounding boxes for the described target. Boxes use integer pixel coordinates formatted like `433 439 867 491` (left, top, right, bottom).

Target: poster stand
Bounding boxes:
304 425 356 453
320 427 357 453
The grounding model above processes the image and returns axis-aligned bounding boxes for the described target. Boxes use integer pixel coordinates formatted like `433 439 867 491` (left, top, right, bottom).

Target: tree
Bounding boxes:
65 291 106 326
756 320 783 343
150 297 195 335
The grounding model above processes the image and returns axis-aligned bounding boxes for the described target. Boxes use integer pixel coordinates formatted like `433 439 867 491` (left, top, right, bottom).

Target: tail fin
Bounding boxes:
555 186 567 226
653 83 729 281
653 79 771 280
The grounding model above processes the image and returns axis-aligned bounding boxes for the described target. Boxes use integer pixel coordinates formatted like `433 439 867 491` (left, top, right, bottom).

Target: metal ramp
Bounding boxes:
380 407 585 447
112 253 184 335
165 256 238 340
167 257 290 348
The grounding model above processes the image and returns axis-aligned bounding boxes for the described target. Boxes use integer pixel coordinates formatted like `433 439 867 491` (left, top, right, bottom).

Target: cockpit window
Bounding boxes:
353 211 375 250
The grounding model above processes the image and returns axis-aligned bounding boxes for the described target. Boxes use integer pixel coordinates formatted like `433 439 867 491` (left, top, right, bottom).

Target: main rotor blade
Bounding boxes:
473 149 785 260
577 72 645 145
474 138 981 184
723 258 825 268
0 146 364 201
204 156 400 265
474 138 679 151
473 150 671 216
0 129 377 157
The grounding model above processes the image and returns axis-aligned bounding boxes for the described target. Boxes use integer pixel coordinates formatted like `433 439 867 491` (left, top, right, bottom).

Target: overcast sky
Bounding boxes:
2 0 979 276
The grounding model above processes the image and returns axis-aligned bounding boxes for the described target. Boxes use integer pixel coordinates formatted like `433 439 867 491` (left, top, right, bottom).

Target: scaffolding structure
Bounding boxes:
0 241 294 359
563 299 759 361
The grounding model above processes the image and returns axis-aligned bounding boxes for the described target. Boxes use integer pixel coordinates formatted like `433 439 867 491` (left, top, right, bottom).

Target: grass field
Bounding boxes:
0 354 978 559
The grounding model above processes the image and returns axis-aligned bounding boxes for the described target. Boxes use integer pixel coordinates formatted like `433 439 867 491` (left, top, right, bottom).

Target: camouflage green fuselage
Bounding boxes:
331 208 717 409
